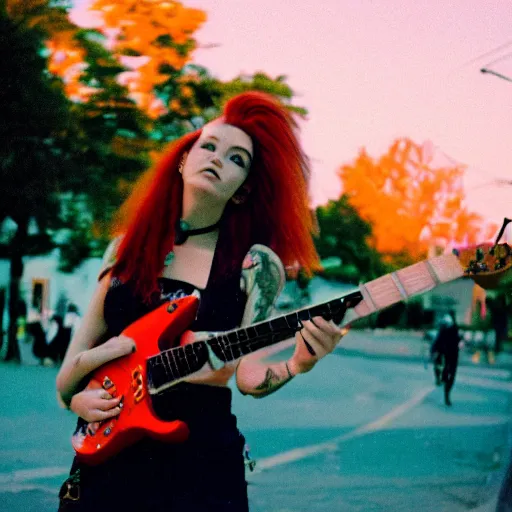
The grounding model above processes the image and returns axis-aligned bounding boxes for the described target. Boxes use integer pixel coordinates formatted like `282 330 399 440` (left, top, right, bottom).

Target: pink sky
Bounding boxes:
74 0 511 230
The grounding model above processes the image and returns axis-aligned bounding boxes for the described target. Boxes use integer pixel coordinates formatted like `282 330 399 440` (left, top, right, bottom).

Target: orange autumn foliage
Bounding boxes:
339 138 496 261
45 37 95 101
42 0 206 113
88 0 206 115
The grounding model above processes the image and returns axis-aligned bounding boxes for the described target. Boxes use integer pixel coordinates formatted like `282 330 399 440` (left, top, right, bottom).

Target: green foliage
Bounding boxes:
2 2 309 270
1 4 152 264
210 72 308 117
67 30 153 238
0 11 73 228
152 65 308 143
314 195 390 283
54 196 101 272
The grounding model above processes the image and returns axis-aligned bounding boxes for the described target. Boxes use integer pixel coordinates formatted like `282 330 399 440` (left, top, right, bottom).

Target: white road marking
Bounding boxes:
0 466 70 485
0 466 70 493
0 387 435 488
0 482 59 494
1 355 508 490
256 386 434 472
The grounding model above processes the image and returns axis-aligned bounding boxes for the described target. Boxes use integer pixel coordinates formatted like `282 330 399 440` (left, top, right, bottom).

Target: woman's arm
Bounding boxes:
55 274 134 411
235 246 346 398
235 245 288 397
56 236 130 407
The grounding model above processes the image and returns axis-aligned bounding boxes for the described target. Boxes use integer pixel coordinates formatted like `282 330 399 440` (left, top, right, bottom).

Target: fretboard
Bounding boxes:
146 252 464 394
349 252 464 322
147 292 363 394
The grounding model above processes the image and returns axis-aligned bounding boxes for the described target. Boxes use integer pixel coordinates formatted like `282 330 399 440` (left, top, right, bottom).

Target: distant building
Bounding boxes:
0 250 102 333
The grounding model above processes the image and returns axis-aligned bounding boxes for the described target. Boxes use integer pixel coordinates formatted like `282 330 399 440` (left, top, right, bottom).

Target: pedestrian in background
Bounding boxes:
430 313 461 406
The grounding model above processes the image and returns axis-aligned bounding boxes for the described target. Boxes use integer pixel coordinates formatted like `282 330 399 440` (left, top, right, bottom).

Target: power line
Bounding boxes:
463 40 512 66
479 47 512 83
467 179 512 191
433 145 510 184
485 50 512 68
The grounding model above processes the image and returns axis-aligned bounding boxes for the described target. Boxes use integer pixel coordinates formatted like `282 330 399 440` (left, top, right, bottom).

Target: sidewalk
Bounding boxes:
335 329 512 371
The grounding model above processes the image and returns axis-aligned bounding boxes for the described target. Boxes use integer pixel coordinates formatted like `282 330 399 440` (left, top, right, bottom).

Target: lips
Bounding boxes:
202 168 221 180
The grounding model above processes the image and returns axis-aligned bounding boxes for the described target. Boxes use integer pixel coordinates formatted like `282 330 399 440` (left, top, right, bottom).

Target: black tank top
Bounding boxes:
103 248 247 336
100 250 248 424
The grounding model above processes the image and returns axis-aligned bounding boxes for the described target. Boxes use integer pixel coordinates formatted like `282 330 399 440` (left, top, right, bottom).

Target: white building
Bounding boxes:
0 250 103 333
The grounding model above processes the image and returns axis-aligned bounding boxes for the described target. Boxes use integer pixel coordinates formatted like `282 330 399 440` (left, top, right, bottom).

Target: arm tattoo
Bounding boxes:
243 247 284 323
237 246 288 397
254 365 293 397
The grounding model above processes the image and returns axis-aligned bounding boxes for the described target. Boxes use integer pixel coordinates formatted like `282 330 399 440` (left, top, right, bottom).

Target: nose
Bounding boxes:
211 157 223 169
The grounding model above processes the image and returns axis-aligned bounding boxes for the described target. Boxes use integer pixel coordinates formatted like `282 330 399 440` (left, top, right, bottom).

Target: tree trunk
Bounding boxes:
3 217 28 362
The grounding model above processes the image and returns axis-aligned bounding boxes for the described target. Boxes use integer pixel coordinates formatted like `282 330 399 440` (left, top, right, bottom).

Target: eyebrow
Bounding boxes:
205 135 253 164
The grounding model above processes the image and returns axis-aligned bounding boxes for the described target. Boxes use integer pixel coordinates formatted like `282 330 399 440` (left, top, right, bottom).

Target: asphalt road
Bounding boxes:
1 345 511 512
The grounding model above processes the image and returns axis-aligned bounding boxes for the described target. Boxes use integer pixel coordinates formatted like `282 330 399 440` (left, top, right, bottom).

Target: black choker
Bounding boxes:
174 219 220 245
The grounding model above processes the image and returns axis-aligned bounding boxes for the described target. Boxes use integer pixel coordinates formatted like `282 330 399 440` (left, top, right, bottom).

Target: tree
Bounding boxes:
60 28 153 242
86 0 206 116
66 1 307 139
338 138 496 264
1 0 309 362
1 1 152 360
0 3 81 360
314 196 390 283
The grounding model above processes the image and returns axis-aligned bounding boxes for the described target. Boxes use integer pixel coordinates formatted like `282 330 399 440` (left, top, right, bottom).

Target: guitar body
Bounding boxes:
72 295 200 466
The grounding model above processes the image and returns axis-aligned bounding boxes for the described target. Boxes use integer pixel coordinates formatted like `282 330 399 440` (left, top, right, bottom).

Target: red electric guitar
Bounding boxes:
73 233 512 466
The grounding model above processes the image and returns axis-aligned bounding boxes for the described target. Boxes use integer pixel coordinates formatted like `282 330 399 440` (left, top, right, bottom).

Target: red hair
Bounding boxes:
111 91 319 301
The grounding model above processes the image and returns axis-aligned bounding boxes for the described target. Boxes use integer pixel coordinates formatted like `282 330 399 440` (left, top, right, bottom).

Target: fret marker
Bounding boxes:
390 272 408 300
424 260 442 286
359 284 378 312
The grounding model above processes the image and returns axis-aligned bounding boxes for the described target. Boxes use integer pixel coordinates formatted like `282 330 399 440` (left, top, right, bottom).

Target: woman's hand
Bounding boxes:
69 336 135 421
287 317 349 375
70 386 122 423
59 335 135 412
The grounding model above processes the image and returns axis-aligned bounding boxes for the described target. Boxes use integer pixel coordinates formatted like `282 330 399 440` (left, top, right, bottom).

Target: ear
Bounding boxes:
178 152 188 174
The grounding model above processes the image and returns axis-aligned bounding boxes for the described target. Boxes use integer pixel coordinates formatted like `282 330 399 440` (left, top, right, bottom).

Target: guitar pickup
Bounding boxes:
102 376 117 397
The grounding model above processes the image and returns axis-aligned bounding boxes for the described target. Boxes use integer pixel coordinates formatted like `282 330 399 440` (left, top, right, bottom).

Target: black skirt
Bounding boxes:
58 383 249 512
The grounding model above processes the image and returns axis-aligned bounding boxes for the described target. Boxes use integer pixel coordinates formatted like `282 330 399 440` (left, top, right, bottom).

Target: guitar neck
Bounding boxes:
147 252 464 394
350 252 464 322
147 290 362 394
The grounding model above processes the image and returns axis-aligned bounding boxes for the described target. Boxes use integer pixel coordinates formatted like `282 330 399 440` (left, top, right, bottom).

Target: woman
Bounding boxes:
56 92 347 511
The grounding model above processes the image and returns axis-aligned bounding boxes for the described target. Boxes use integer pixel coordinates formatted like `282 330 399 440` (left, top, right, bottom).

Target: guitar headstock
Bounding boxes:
452 217 512 290
453 242 512 290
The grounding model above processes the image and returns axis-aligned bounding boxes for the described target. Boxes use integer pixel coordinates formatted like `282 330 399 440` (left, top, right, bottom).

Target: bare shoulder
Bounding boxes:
60 238 120 364
241 244 286 325
97 235 124 282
